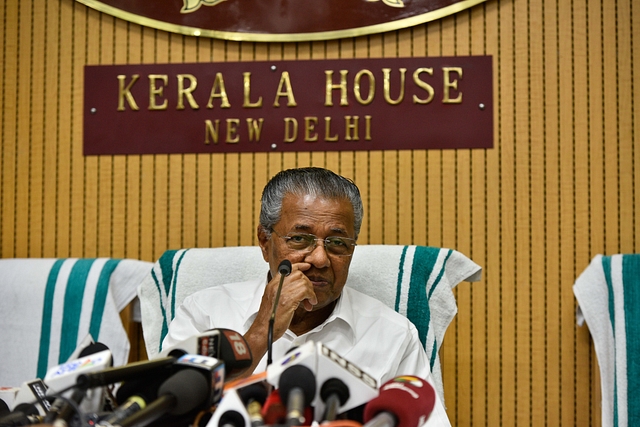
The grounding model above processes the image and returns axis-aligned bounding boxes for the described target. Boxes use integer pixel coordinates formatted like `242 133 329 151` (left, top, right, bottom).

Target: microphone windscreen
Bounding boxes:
363 376 436 427
0 399 9 416
320 378 350 405
237 382 269 405
78 342 110 359
216 329 253 378
278 260 292 276
158 369 210 415
278 364 316 406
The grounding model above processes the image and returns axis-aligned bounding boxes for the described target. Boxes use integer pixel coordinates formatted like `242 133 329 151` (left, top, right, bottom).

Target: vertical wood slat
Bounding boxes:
2 0 639 425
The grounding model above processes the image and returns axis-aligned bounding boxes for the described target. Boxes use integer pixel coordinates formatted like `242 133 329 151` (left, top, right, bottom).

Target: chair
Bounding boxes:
573 254 640 427
137 245 482 399
0 257 153 387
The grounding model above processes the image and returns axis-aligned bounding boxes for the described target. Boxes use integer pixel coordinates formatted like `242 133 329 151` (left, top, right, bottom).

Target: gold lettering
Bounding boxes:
273 72 297 107
243 72 263 108
382 68 406 105
246 118 264 141
206 73 231 108
364 115 372 140
117 74 140 111
325 70 349 106
354 70 375 105
345 116 359 141
442 67 463 103
205 119 220 144
284 117 298 142
226 118 240 143
177 74 199 110
148 74 168 111
304 117 318 142
325 117 338 142
412 68 434 104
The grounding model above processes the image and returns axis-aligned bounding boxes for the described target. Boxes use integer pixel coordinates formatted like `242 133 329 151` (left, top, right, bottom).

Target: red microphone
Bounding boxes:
363 376 436 427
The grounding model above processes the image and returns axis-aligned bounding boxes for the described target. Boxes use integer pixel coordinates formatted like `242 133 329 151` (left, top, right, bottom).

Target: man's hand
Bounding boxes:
240 262 317 376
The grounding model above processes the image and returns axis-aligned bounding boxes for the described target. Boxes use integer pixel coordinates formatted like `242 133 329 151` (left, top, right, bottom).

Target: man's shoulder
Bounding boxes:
343 286 409 323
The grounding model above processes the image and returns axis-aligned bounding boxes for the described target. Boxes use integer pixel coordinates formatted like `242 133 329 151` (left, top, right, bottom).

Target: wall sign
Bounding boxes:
76 0 489 42
83 56 493 155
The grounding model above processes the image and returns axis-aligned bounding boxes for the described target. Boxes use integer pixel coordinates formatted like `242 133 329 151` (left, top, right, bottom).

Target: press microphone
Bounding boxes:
0 403 42 427
363 376 436 427
267 260 292 366
278 364 316 427
160 329 253 380
320 378 350 422
115 368 211 427
237 383 268 427
75 356 176 389
97 376 167 427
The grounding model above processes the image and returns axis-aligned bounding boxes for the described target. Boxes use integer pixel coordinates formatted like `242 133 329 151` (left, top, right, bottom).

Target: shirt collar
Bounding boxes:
243 275 356 345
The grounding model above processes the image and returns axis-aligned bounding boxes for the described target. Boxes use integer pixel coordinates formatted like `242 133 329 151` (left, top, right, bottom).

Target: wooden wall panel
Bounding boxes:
2 0 638 425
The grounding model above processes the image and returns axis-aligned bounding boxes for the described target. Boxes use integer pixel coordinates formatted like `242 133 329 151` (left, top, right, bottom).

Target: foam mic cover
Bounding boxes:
320 378 350 422
117 368 210 427
278 260 292 276
278 365 316 426
363 376 436 427
161 329 252 380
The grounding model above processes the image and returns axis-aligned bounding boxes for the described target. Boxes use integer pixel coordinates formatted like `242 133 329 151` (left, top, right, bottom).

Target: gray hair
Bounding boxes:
259 167 363 239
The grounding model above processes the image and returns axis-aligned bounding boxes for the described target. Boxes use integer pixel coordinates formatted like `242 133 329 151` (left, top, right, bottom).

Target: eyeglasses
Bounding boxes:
270 229 357 257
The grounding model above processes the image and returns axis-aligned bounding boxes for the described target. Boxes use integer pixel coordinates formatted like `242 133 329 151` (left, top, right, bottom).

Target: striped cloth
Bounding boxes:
0 258 152 387
138 245 481 399
574 254 640 427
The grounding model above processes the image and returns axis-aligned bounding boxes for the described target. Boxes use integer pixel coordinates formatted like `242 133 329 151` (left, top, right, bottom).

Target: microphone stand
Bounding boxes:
267 260 292 366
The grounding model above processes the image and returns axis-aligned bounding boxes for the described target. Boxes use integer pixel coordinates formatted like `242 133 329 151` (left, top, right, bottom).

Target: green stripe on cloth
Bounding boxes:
151 268 170 353
37 259 65 379
59 259 96 363
170 250 189 322
89 259 122 342
602 256 619 427
155 250 179 351
395 246 409 312
622 255 640 426
408 246 440 349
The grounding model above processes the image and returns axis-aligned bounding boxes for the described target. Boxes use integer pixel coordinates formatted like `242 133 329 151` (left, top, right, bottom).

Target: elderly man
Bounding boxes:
163 167 451 426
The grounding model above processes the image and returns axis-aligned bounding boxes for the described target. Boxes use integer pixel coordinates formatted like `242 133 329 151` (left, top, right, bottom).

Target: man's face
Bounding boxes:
258 193 356 312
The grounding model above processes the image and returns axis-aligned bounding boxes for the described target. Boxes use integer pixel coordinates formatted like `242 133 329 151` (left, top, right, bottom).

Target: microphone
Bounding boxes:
266 341 378 422
278 364 316 427
267 260 292 366
363 376 437 427
75 356 176 389
115 368 210 427
97 376 167 427
161 329 253 380
0 403 43 427
320 378 350 422
237 383 268 427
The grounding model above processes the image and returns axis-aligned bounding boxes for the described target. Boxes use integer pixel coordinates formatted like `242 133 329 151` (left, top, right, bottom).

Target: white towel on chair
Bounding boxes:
0 258 152 387
138 245 481 399
574 254 640 427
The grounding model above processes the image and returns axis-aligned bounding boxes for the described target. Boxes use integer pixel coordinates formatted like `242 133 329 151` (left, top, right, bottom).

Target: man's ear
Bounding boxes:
257 225 270 262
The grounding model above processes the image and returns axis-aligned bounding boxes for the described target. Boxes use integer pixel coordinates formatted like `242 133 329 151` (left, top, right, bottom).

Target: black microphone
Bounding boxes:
0 403 42 427
278 364 316 427
267 260 292 366
115 368 210 427
237 382 269 427
75 356 176 389
97 375 167 427
320 378 350 422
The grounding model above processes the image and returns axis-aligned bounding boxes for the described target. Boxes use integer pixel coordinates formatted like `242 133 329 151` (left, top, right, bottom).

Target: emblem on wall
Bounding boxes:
76 0 489 42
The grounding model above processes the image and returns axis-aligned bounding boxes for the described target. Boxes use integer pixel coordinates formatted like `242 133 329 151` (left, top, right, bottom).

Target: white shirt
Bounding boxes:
163 277 452 427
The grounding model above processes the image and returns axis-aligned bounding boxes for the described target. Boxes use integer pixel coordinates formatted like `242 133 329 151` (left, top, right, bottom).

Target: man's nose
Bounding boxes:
304 240 331 268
